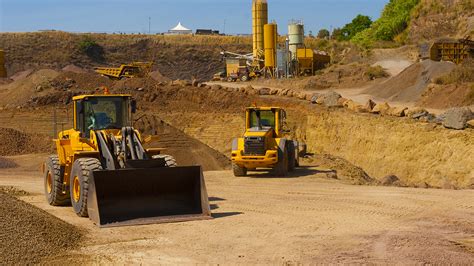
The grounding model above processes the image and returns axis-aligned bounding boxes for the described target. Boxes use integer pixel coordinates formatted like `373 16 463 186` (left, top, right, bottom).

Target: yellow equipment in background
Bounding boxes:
231 107 299 177
0 50 7 78
43 91 211 227
297 48 331 76
94 62 153 80
429 36 473 65
225 58 255 82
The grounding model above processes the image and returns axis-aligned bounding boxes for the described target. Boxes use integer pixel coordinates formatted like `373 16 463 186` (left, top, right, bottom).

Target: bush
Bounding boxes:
434 60 474 85
78 37 104 61
352 0 420 47
365 65 389 80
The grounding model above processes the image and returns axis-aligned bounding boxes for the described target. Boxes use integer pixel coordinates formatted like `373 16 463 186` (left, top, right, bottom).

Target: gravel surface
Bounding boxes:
0 191 82 264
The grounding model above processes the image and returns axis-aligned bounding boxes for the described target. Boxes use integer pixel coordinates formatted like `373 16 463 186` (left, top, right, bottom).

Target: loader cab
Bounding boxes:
246 107 286 138
73 95 133 137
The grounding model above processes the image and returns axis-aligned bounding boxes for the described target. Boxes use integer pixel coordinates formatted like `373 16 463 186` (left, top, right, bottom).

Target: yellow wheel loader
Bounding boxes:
43 91 211 227
231 107 300 177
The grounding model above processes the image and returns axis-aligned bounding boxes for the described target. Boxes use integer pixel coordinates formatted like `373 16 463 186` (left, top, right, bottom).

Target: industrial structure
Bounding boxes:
216 0 331 81
429 36 473 64
0 50 6 78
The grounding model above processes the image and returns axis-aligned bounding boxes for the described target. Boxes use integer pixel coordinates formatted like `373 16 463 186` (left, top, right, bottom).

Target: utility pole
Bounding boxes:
148 17 151 34
223 19 226 35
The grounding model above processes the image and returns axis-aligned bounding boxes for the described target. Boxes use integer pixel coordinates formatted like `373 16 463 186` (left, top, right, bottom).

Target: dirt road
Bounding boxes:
1 154 473 264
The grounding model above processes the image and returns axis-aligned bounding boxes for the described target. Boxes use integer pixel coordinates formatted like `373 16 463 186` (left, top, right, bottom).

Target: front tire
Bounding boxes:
44 155 70 206
233 163 247 177
288 142 296 172
70 158 102 217
273 147 289 176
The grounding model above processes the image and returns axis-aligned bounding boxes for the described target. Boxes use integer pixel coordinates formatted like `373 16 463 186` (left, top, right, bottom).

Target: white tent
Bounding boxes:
168 22 192 35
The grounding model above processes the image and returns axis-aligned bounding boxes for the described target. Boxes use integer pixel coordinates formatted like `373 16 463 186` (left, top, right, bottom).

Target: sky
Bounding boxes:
0 0 389 34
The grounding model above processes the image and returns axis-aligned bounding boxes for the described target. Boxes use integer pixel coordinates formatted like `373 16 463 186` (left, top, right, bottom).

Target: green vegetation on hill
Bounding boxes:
352 0 420 47
332 15 373 41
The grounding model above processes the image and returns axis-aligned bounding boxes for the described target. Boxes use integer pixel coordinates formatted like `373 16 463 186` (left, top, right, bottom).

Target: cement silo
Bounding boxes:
288 21 304 60
264 23 277 70
0 50 6 78
252 0 268 59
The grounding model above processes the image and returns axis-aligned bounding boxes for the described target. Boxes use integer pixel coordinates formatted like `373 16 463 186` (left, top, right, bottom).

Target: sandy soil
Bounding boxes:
0 154 472 264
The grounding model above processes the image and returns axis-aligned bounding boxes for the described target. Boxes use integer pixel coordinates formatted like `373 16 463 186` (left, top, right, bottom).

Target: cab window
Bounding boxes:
249 110 276 129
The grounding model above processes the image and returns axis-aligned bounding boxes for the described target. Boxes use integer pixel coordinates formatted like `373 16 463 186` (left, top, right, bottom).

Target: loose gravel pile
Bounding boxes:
0 191 82 264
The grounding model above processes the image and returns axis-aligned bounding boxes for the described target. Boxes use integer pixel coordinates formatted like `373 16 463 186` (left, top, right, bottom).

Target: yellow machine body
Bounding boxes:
94 62 153 80
231 107 299 176
44 93 211 227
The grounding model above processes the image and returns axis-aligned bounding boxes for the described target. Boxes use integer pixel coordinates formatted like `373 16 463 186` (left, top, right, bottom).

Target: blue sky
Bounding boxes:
0 0 388 34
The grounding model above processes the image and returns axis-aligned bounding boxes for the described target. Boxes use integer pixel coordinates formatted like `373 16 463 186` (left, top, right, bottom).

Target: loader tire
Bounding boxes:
70 158 102 217
273 147 289 176
288 142 296 172
232 163 247 177
44 155 70 206
152 154 177 167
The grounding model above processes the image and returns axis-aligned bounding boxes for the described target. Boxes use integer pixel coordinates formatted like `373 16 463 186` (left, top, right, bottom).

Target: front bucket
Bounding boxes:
87 166 211 228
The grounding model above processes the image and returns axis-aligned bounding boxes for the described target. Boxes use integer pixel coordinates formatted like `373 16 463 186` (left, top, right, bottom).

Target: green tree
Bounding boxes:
352 0 420 46
317 29 330 39
331 28 343 40
339 15 373 41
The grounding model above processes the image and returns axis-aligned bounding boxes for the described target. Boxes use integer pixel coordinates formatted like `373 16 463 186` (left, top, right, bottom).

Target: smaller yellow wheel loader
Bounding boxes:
43 91 210 227
231 107 300 177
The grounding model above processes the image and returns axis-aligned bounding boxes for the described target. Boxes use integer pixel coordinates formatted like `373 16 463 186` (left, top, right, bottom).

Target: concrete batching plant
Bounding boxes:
215 0 330 82
252 0 268 60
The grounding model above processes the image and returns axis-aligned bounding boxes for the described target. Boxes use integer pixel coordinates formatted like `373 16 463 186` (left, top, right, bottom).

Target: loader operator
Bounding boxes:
249 109 276 130
84 97 125 130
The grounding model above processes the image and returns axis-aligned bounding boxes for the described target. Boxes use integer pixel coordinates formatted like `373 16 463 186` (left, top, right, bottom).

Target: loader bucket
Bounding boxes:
87 166 211 228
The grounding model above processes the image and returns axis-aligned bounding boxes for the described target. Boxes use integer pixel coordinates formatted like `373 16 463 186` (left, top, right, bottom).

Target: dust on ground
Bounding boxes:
0 189 83 265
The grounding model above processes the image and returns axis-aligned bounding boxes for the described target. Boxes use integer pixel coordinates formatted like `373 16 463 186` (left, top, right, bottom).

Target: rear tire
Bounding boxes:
152 154 177 167
233 163 247 177
70 158 102 217
44 155 70 206
288 142 296 172
273 147 289 176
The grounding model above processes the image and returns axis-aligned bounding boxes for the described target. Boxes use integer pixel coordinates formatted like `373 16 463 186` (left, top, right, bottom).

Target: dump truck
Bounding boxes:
231 107 299 176
43 90 211 227
94 62 153 80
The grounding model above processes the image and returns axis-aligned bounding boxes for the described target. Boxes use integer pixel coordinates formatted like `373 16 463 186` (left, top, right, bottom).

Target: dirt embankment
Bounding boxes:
408 0 474 43
0 128 51 156
0 189 83 264
0 32 251 81
133 85 474 189
364 60 455 102
136 115 230 171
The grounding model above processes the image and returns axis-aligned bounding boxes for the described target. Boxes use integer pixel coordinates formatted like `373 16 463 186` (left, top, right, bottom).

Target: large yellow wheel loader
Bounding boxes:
231 107 299 177
43 91 211 227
